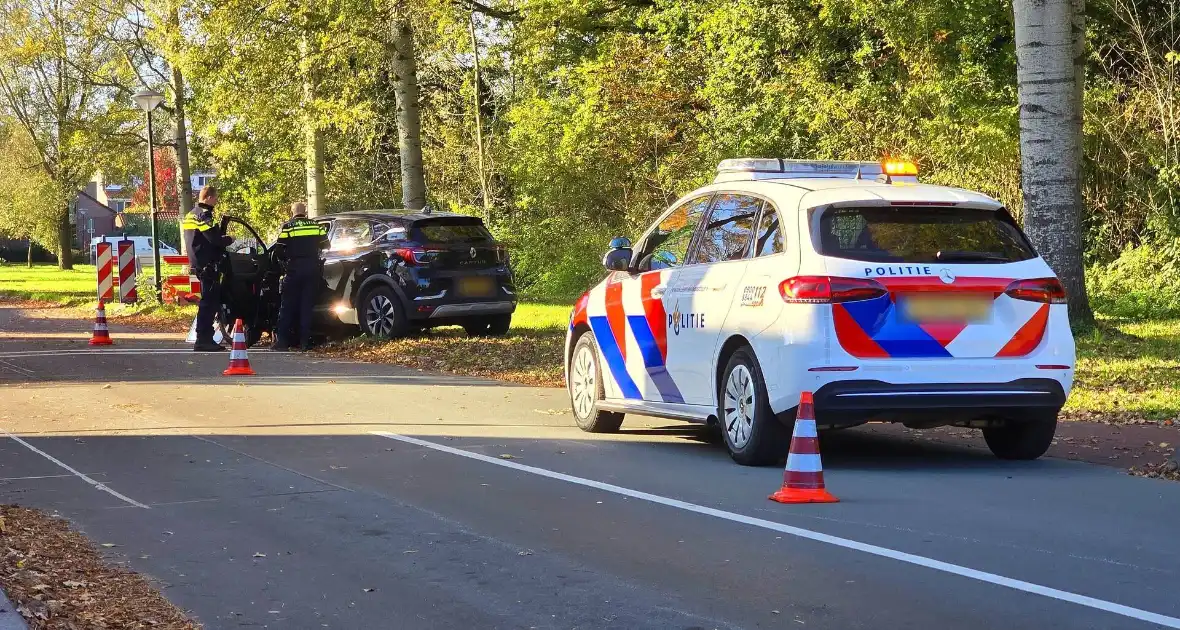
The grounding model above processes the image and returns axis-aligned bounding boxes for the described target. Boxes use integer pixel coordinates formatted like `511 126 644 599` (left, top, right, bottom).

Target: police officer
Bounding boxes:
182 186 233 352
273 202 329 351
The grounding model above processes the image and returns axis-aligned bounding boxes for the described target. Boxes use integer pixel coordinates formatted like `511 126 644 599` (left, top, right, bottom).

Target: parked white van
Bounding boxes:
90 236 180 272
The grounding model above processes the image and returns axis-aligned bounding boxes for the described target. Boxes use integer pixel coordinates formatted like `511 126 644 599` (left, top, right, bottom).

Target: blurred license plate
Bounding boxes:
457 276 496 297
901 294 992 323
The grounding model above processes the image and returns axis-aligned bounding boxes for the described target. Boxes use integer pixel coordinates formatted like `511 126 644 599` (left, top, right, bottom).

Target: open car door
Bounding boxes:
217 216 280 346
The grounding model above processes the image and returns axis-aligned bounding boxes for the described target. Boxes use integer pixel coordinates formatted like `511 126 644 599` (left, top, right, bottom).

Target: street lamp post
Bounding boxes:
133 89 165 292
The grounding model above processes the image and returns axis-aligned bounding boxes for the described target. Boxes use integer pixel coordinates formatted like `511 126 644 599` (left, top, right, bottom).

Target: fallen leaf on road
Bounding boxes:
252 553 266 558
363 588 374 593
62 581 86 588
518 550 533 556
499 454 516 459
101 384 112 389
100 543 117 548
1160 442 1170 448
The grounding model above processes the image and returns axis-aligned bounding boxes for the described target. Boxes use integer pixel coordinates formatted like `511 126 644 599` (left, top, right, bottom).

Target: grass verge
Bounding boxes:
0 505 198 629
0 263 196 330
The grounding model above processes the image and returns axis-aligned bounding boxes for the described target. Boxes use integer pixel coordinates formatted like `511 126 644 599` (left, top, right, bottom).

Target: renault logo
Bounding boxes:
469 247 477 259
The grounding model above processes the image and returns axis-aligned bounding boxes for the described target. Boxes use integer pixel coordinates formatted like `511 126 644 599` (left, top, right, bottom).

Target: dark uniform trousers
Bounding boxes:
276 257 320 348
275 217 329 349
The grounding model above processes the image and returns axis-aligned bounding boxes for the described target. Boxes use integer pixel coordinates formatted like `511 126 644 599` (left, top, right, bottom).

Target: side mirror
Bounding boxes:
603 236 633 272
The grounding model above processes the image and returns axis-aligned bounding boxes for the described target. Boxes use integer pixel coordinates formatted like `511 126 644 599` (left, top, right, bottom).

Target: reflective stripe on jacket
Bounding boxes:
277 216 329 260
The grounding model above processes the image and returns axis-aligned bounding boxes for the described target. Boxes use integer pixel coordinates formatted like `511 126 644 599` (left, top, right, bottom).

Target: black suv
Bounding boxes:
217 210 516 343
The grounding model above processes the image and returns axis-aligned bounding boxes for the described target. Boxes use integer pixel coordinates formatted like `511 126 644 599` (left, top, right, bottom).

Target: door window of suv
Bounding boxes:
329 219 373 252
639 195 711 271
690 194 761 264
753 204 784 257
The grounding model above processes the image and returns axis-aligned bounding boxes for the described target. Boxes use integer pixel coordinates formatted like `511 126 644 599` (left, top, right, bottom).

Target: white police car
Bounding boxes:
565 159 1075 466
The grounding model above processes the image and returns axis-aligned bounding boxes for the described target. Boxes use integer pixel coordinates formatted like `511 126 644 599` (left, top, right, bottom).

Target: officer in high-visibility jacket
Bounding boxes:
182 186 233 352
273 202 329 351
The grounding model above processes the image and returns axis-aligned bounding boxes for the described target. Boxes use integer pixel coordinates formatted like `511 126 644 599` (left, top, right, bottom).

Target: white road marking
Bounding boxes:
373 431 1180 629
0 349 195 358
1 429 149 509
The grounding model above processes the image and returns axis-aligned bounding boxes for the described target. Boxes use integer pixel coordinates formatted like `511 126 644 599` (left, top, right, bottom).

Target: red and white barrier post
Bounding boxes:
117 240 138 304
95 242 114 302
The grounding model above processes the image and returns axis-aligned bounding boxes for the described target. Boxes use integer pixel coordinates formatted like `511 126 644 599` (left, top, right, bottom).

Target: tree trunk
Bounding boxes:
1013 0 1094 327
170 2 194 220
390 10 427 211
166 1 194 257
26 237 32 268
301 34 326 217
469 13 491 219
57 208 73 270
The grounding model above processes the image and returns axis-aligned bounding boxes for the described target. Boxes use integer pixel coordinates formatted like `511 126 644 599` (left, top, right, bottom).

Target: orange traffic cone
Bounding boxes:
88 300 114 346
222 319 255 376
769 391 838 504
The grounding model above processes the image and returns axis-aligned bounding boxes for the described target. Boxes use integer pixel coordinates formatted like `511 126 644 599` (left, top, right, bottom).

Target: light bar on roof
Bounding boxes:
715 158 920 182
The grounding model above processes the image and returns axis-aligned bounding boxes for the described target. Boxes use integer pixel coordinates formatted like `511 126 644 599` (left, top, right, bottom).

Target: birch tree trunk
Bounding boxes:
1013 0 1094 327
301 34 326 217
390 9 427 211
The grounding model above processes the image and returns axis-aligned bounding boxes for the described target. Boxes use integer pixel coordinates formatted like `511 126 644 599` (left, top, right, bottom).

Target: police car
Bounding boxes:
565 159 1075 466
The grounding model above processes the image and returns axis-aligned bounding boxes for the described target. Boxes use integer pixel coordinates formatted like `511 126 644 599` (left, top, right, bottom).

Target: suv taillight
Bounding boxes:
1004 278 1067 304
392 248 439 265
779 276 888 303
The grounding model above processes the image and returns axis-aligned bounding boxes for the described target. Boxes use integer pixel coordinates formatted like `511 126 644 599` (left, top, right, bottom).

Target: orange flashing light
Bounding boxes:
881 160 919 176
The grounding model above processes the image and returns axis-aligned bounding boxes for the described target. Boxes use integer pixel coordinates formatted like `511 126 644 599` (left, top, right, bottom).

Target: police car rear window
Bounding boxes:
413 220 493 243
814 206 1036 264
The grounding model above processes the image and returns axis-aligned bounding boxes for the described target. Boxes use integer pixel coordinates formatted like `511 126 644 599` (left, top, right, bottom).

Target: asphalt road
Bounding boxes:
1 303 1179 629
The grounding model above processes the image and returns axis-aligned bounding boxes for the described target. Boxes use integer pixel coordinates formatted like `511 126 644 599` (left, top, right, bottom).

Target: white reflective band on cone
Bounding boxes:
793 419 818 438
785 453 823 473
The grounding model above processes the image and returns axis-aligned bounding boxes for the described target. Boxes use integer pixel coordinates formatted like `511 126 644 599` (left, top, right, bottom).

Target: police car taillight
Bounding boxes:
1004 278 1067 304
779 276 888 303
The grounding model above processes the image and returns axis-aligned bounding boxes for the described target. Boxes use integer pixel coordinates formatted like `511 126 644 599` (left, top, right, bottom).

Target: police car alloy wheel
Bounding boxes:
569 334 624 433
723 364 756 449
719 347 788 466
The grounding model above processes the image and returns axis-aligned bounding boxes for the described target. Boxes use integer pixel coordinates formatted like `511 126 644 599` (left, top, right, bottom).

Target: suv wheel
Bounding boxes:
360 286 408 339
463 314 512 337
569 333 624 433
719 347 788 466
983 410 1058 460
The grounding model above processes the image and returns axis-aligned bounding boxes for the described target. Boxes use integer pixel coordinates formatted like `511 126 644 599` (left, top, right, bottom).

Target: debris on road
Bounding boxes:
0 505 198 629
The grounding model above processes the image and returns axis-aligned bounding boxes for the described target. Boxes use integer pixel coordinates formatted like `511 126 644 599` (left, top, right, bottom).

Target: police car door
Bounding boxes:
624 195 712 405
665 193 761 406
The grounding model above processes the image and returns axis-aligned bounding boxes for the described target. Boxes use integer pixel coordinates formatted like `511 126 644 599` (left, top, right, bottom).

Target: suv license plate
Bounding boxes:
900 294 992 323
457 277 496 298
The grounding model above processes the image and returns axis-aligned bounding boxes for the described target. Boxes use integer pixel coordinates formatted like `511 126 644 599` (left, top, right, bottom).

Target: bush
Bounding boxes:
1087 244 1180 319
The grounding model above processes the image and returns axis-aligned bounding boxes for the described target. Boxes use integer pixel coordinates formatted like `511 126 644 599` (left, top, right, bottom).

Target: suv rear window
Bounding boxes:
815 206 1036 264
413 219 493 243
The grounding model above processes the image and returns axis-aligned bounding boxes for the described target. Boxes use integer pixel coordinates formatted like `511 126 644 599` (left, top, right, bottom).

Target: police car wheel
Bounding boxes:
569 333 624 433
982 410 1058 460
360 286 408 339
719 347 788 466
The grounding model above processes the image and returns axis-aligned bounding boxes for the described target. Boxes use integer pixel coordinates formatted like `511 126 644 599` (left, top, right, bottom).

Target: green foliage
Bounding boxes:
1087 244 1180 319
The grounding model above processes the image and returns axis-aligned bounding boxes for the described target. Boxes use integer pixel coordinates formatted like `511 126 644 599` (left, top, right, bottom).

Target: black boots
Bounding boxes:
193 337 226 352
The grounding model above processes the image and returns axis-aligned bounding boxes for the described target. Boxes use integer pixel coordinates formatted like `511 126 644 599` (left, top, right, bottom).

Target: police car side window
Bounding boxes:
691 194 761 264
642 196 711 270
754 204 784 257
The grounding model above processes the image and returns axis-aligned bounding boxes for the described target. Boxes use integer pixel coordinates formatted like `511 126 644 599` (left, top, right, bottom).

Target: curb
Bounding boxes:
0 587 28 630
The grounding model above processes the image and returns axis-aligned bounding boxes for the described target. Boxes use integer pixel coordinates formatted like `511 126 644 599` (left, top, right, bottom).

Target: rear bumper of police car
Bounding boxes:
771 304 1076 429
